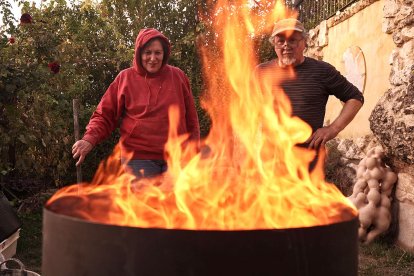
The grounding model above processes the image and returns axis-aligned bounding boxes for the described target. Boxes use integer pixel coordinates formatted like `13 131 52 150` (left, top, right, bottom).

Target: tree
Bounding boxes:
0 0 210 193
0 1 133 191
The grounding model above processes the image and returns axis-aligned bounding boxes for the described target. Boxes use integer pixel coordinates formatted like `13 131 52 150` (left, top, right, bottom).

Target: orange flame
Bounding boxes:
47 0 357 229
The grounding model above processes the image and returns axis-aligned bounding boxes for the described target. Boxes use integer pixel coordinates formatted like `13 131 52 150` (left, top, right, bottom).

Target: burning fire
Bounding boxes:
47 0 357 229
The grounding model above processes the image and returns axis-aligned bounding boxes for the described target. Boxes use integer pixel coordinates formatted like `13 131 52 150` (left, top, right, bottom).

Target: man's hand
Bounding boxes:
305 125 340 149
72 140 93 166
306 99 363 149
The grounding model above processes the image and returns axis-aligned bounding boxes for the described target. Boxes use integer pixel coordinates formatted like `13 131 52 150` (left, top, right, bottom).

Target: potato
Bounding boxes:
370 167 384 180
367 189 381 205
365 157 377 170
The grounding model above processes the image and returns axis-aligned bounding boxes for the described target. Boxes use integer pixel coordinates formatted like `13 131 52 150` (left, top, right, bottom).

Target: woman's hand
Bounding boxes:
72 140 93 166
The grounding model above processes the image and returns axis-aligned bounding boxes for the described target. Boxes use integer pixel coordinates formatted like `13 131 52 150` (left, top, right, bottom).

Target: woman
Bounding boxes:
72 28 200 178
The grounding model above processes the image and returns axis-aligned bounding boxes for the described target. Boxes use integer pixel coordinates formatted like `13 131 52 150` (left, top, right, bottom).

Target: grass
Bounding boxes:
13 191 52 274
359 241 414 275
13 206 414 275
15 212 42 273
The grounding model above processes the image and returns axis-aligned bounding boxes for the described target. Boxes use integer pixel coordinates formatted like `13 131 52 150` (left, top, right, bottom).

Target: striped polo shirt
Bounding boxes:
255 57 364 134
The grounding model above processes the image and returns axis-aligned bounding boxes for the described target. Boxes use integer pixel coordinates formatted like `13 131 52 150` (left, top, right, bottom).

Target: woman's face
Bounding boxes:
141 39 164 73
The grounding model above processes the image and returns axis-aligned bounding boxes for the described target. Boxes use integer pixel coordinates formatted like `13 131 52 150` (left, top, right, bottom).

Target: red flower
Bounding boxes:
48 62 60 74
20 13 33 24
8 37 15 44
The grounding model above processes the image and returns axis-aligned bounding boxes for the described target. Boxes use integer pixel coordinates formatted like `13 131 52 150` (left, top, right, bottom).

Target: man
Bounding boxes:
256 18 364 151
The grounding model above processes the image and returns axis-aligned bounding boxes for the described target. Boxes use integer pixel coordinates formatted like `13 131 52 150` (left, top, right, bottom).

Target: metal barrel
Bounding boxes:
42 207 358 276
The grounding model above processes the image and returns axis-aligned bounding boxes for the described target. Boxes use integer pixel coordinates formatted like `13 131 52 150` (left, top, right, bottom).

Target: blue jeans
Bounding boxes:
124 159 167 178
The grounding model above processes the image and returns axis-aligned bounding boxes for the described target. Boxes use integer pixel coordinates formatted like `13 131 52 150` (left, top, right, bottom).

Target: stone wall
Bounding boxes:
306 0 414 251
307 0 395 138
371 0 414 251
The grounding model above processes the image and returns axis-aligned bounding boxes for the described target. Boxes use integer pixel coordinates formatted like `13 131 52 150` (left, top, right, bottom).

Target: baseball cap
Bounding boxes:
270 18 306 38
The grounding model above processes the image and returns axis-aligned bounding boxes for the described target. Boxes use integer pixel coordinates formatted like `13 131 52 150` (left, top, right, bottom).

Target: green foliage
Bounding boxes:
0 0 211 192
0 1 133 190
0 0 277 192
0 0 17 34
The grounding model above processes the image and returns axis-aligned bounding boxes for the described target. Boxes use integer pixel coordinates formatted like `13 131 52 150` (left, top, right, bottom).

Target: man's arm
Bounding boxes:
306 99 363 149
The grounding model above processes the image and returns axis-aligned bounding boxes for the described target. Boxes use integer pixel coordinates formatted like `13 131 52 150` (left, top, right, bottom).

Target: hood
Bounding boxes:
133 28 171 76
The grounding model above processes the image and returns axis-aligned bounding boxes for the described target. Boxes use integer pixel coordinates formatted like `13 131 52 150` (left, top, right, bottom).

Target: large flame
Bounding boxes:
47 0 357 229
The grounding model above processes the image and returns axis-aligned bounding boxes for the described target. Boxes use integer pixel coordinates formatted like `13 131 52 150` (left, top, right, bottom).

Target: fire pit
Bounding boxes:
42 1 359 275
42 207 358 276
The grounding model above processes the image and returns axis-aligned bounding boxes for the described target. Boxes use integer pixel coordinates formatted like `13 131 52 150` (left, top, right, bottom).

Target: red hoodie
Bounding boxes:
82 28 200 159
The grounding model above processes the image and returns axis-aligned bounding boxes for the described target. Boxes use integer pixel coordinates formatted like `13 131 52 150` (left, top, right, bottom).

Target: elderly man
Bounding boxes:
256 18 364 151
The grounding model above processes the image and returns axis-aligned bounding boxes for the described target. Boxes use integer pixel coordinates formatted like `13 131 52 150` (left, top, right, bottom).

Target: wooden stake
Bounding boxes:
73 99 82 183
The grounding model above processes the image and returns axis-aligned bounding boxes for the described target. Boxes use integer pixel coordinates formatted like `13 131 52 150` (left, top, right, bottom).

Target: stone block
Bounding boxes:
383 0 400 18
382 17 395 34
318 20 328 47
401 25 414 41
396 173 414 203
397 201 414 252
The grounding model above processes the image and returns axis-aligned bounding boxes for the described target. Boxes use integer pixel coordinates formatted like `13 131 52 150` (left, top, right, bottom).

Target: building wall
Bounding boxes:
322 0 394 138
311 0 414 252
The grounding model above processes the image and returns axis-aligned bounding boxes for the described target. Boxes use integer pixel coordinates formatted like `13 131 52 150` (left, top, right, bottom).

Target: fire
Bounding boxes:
47 0 357 229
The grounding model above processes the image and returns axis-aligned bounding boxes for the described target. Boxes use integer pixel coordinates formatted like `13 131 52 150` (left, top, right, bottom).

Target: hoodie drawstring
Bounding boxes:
144 73 164 109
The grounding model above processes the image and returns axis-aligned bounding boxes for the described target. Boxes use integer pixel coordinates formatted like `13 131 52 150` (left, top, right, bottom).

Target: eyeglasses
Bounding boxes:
274 37 304 49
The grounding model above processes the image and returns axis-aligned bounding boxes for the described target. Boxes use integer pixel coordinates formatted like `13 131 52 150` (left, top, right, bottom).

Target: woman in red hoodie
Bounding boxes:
72 28 200 178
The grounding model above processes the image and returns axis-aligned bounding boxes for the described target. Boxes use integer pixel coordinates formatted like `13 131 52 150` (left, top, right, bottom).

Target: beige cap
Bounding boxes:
271 18 306 37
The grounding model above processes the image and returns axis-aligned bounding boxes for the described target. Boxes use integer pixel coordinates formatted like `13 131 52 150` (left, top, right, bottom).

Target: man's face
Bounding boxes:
273 31 306 67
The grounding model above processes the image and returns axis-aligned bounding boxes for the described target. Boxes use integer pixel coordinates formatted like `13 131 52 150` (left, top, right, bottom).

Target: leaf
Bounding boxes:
18 134 27 144
5 84 17 93
41 138 47 148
